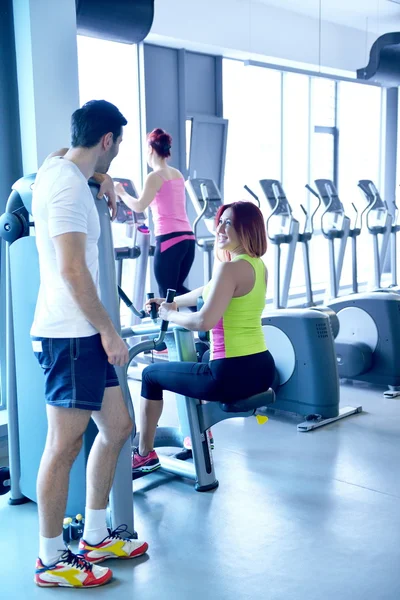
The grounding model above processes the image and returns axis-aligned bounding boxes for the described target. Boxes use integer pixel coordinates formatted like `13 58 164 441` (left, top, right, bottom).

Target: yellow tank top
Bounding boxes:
202 254 267 360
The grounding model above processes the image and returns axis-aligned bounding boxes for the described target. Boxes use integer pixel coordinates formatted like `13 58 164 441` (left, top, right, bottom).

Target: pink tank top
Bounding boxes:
150 174 192 236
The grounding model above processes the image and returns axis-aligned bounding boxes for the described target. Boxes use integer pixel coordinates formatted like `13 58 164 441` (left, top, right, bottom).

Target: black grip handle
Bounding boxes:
161 289 176 332
118 286 132 308
147 292 158 320
244 185 260 207
305 184 319 199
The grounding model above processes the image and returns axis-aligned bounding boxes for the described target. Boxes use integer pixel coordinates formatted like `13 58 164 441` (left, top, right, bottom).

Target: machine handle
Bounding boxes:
265 184 281 241
320 188 333 238
118 286 145 318
244 185 260 207
393 201 399 225
192 183 210 248
351 202 359 231
161 289 176 332
299 204 309 235
147 292 158 320
364 188 379 233
305 184 320 199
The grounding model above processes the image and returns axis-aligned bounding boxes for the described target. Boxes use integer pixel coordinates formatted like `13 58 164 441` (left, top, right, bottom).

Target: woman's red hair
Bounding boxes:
215 201 267 262
147 128 172 158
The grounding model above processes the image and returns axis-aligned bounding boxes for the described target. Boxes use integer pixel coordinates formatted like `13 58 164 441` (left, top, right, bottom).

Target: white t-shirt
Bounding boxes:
30 157 100 338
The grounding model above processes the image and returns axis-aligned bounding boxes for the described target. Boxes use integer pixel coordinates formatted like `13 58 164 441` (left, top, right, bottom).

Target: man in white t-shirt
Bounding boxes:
31 100 148 589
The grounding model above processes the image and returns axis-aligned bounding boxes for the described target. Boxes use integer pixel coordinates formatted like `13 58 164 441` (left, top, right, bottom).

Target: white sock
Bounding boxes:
82 508 109 545
39 534 65 566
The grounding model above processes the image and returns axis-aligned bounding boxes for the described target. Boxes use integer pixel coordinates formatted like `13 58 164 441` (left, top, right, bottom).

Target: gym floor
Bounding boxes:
0 379 399 600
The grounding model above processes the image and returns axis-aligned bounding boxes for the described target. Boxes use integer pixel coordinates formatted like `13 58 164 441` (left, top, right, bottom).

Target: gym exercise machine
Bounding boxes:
186 178 222 282
312 179 400 398
255 180 338 331
185 181 361 430
0 175 160 531
357 179 400 292
114 177 154 326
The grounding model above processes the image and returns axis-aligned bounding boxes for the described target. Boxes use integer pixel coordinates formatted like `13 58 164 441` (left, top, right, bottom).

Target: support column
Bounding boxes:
12 0 80 173
382 87 398 274
0 0 23 415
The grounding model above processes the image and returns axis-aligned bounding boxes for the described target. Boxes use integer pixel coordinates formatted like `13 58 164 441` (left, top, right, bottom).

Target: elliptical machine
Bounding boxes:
312 179 400 398
357 179 400 292
256 180 339 336
185 178 222 283
113 177 154 326
244 181 362 429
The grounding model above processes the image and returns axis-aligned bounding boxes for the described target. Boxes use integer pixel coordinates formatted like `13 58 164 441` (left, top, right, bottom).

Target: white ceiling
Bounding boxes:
252 0 400 33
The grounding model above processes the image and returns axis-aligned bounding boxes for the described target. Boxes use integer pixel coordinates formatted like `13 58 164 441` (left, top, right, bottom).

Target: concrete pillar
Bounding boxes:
12 0 80 173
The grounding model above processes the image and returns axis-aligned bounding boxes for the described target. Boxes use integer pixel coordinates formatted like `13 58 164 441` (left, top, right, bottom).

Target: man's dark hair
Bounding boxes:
71 100 128 148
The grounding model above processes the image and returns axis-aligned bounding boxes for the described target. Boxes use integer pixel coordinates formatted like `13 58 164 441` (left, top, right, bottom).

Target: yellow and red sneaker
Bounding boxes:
34 548 112 587
78 525 148 564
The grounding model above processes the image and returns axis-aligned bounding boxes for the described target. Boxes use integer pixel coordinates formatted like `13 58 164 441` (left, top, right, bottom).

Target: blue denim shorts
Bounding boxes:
31 334 119 411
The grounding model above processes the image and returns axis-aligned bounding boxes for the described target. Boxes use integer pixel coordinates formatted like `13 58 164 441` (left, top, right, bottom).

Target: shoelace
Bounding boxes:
107 524 134 541
60 549 93 572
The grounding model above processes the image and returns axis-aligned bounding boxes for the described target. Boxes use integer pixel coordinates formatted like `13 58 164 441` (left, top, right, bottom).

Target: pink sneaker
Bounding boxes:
184 430 214 451
132 448 160 474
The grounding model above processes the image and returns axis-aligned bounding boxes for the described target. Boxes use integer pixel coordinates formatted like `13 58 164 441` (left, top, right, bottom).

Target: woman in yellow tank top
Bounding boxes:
132 201 276 474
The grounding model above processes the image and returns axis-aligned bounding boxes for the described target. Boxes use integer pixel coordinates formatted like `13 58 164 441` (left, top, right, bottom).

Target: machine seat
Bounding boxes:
220 389 275 413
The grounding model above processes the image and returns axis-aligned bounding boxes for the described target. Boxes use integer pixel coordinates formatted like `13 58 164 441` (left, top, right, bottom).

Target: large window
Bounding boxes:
77 36 143 324
223 60 282 207
336 82 383 288
223 58 384 301
77 36 142 186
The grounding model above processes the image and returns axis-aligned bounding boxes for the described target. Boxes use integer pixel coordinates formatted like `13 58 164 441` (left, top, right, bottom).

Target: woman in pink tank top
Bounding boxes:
115 129 195 306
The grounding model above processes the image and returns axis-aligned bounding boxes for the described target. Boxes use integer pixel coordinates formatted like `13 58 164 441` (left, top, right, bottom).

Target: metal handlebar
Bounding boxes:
126 288 176 366
351 202 359 231
118 286 145 319
265 189 280 241
192 183 210 247
244 185 260 207
303 185 322 235
306 183 333 238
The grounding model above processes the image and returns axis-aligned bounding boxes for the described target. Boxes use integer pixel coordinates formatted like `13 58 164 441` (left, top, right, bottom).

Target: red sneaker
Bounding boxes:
34 549 112 587
132 447 161 473
79 525 148 563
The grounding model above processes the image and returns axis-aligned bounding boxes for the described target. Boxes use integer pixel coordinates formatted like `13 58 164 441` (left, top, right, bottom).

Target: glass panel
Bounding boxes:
77 36 143 324
337 81 383 288
282 73 310 290
77 36 142 186
223 60 282 301
223 60 282 205
311 78 336 127
311 131 335 182
186 119 192 171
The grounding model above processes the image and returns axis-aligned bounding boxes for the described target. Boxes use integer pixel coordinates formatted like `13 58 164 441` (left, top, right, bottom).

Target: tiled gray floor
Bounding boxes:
1 380 399 599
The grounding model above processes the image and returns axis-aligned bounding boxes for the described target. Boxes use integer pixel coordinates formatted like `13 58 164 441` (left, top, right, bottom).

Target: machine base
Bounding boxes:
8 496 31 506
297 405 362 432
195 480 219 492
383 386 400 399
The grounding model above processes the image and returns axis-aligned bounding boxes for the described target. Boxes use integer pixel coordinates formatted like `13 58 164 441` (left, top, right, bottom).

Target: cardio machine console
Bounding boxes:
113 178 146 225
185 178 222 235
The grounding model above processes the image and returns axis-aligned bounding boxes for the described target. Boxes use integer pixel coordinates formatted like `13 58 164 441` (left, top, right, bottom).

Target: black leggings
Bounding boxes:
141 350 276 403
154 232 195 298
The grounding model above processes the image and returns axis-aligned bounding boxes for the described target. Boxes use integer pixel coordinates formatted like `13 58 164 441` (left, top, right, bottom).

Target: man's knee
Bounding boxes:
44 433 84 464
101 416 133 447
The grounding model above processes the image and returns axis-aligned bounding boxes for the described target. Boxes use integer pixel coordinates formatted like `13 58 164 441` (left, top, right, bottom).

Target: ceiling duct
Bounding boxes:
75 0 154 45
357 31 400 87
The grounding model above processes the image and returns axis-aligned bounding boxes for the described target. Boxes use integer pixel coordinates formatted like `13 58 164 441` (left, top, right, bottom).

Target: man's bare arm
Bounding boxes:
53 231 128 366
